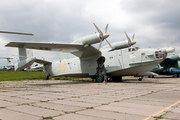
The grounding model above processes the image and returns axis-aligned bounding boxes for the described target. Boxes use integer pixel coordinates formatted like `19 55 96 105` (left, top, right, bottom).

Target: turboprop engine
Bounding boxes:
110 40 136 50
101 32 136 51
72 33 109 45
72 23 113 50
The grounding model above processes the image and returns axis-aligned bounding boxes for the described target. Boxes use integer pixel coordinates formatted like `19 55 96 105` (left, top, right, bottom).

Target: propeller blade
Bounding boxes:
124 32 131 46
93 23 111 50
132 33 135 41
0 31 34 36
104 24 109 33
93 23 103 35
105 39 113 49
98 41 102 50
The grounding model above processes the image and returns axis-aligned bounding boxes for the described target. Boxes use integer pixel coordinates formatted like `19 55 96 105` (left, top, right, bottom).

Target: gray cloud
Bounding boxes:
0 0 180 66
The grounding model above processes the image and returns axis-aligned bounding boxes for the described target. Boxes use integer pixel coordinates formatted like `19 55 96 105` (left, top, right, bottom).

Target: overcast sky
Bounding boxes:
0 0 180 66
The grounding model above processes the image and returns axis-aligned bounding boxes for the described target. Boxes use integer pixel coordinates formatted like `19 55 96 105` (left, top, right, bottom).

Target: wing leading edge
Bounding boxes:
5 42 101 58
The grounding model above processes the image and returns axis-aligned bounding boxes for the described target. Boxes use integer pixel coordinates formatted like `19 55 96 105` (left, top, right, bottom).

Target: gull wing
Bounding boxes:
5 42 101 58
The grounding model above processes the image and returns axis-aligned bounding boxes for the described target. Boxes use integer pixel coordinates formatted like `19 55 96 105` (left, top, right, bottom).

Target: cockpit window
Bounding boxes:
128 47 139 52
132 48 136 51
155 51 163 58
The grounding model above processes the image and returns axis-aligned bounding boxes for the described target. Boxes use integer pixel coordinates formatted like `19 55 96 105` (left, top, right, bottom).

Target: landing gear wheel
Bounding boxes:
96 75 104 82
138 76 143 81
45 75 49 80
174 74 177 78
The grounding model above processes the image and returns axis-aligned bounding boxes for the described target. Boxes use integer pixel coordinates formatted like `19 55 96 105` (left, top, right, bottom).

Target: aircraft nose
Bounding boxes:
166 47 175 53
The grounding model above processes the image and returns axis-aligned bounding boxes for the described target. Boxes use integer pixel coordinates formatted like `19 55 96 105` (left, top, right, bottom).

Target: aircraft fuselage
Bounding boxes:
43 47 166 78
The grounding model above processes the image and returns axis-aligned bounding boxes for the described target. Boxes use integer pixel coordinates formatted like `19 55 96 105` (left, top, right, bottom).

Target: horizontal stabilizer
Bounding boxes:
35 59 51 65
15 57 36 71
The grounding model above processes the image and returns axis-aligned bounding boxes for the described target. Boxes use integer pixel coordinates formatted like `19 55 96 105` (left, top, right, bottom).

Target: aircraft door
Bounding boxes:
141 53 146 62
117 50 123 69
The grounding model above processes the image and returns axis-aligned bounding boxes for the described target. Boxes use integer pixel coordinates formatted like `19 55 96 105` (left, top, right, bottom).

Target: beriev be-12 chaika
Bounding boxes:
5 23 175 82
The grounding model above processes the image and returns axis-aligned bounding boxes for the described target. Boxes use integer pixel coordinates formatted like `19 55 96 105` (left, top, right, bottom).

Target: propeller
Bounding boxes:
124 32 136 47
0 31 34 36
132 33 135 41
104 24 113 49
93 23 112 50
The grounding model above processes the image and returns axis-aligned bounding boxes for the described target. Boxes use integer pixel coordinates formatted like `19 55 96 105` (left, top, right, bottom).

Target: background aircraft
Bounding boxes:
24 63 43 71
0 30 33 70
5 23 175 82
134 72 158 81
0 57 14 71
151 54 180 77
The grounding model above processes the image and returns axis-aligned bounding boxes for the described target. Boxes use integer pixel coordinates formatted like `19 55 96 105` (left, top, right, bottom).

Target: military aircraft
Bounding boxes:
134 72 158 81
0 57 14 70
5 23 175 82
26 63 43 71
151 54 180 77
0 30 33 70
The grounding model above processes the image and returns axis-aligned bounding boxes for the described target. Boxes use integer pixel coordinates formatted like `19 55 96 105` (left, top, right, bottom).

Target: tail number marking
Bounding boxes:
58 63 66 72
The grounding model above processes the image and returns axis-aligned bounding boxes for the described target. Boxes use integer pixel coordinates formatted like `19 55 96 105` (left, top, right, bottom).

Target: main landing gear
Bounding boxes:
95 56 107 83
95 56 123 83
45 75 50 80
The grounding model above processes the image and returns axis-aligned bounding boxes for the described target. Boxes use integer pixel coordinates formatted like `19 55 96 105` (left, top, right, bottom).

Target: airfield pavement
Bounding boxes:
0 76 180 120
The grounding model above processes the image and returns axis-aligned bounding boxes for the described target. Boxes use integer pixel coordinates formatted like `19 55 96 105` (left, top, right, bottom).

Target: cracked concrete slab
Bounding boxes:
8 105 63 117
0 109 40 120
0 76 180 120
95 104 159 116
3 96 37 104
50 99 100 108
31 102 86 113
0 100 17 107
54 113 108 120
76 109 145 120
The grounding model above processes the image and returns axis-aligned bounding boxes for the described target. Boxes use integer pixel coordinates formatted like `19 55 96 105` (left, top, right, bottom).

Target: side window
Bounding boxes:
155 51 159 58
128 48 131 52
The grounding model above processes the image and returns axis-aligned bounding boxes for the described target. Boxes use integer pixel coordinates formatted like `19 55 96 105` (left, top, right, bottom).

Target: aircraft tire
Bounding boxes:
96 75 104 82
45 75 49 80
174 74 177 78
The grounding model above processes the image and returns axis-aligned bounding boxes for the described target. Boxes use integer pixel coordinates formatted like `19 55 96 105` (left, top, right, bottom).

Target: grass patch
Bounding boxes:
0 71 91 81
0 71 46 81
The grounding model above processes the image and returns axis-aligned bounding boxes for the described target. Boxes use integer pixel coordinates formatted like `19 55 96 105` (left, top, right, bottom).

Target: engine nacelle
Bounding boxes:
72 33 109 45
101 40 136 50
158 47 175 54
112 40 136 50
